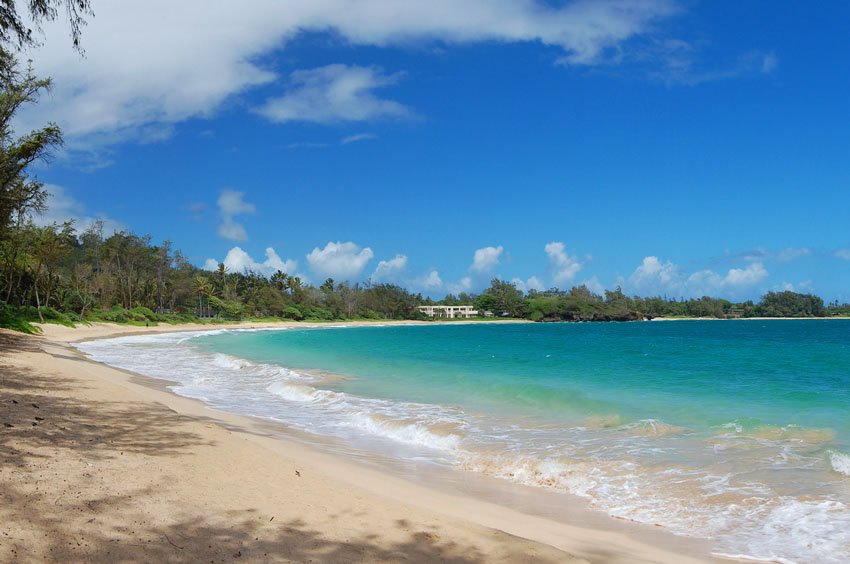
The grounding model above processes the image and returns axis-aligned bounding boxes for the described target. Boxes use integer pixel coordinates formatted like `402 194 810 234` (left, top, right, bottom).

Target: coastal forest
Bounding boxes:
1 218 848 333
0 1 847 333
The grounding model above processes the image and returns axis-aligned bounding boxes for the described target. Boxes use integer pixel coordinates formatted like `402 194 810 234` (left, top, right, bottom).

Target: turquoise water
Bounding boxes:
77 321 850 562
195 321 850 442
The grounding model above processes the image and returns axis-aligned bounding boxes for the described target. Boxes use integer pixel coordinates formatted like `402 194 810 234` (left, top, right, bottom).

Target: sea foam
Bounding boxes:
830 451 850 476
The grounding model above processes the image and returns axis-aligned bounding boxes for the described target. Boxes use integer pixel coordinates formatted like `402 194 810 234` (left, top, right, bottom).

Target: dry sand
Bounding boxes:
1 322 723 563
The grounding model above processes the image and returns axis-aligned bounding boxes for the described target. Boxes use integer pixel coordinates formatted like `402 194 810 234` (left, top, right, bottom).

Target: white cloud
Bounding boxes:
448 276 473 295
724 262 768 287
774 280 814 293
581 276 605 295
414 269 443 292
372 254 408 281
835 249 850 261
545 242 583 285
204 246 297 276
32 184 125 235
341 132 377 145
21 0 679 148
306 241 374 280
216 190 255 242
627 255 768 297
256 65 409 124
471 245 504 273
629 256 681 293
776 247 811 262
511 276 545 293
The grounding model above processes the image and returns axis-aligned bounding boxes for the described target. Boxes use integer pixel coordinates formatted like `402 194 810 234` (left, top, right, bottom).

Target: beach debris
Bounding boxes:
269 516 274 522
295 470 301 477
11 399 17 404
34 416 44 421
31 403 39 409
3 423 13 428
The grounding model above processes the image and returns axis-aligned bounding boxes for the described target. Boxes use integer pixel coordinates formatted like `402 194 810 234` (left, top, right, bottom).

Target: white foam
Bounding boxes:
266 381 331 403
211 353 254 370
830 451 850 476
340 413 461 452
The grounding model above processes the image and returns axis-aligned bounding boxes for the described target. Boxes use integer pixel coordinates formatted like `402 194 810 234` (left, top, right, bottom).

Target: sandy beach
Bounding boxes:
0 322 721 563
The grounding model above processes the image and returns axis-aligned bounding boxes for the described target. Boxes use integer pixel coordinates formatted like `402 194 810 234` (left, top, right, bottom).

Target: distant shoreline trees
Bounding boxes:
1 221 848 334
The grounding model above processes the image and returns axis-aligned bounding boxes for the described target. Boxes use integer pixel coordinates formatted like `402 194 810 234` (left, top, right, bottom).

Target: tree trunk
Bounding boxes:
34 278 44 322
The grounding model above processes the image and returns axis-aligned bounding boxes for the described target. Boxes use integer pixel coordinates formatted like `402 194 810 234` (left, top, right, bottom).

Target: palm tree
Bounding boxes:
193 276 214 317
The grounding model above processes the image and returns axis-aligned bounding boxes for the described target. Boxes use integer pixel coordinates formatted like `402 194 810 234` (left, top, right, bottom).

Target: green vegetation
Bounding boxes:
2 221 848 334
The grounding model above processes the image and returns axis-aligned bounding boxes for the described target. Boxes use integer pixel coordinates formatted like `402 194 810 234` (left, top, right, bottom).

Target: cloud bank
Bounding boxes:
22 0 680 147
626 256 768 298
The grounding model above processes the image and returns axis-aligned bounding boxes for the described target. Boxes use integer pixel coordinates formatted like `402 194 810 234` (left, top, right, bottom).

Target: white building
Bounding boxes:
418 305 479 319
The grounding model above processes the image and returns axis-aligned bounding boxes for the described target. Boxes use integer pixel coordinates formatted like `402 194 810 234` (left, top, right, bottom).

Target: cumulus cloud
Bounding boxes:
511 276 545 293
256 65 410 124
629 256 680 293
204 246 297 276
723 263 768 287
448 276 473 295
216 190 255 241
471 245 504 273
415 270 443 293
545 242 584 285
21 0 679 148
32 184 125 235
372 254 408 281
306 241 374 280
627 256 768 297
581 276 606 295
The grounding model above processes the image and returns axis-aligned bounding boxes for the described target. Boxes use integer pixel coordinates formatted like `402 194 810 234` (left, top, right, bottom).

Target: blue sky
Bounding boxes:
22 1 850 301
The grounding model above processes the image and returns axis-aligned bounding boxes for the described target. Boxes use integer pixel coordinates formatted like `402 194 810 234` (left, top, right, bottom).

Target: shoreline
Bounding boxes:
1 322 725 562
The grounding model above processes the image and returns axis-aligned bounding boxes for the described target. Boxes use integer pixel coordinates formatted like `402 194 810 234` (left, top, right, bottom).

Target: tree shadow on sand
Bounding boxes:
1 358 212 466
0 481 543 563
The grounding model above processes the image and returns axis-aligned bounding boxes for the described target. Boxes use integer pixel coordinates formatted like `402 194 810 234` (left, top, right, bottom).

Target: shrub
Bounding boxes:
0 301 40 333
281 306 304 320
128 306 157 322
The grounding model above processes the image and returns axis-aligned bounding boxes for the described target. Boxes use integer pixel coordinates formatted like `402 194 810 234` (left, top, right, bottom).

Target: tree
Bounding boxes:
0 0 93 53
193 275 213 318
0 53 63 236
475 278 526 317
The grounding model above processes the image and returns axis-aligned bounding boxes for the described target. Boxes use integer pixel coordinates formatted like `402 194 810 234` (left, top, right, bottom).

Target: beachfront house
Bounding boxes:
418 305 479 319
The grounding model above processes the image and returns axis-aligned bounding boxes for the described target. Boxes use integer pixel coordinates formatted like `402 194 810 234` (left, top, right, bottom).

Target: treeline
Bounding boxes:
436 280 850 322
1 221 848 333
0 221 426 330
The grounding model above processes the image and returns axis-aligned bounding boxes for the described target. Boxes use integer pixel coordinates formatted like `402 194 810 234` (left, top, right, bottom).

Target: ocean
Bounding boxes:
76 320 850 563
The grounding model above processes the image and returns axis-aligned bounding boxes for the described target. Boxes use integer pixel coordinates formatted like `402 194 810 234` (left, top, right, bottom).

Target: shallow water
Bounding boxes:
77 321 850 563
